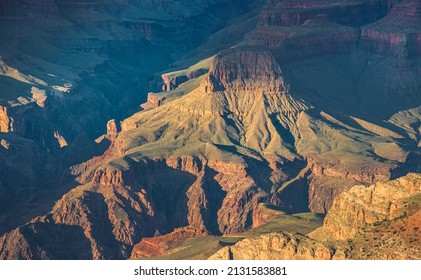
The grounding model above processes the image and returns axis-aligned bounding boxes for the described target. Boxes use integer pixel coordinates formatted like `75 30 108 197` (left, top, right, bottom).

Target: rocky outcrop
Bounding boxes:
0 106 12 133
208 232 338 260
104 119 120 142
94 119 121 151
161 69 208 92
203 48 286 93
208 49 282 85
310 173 421 240
53 131 68 148
144 92 166 109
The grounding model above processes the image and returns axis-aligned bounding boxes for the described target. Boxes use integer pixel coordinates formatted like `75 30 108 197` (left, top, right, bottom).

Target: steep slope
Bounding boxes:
0 132 62 235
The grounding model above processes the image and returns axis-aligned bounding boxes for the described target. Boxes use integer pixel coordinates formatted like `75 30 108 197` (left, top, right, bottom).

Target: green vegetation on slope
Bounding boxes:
138 204 324 260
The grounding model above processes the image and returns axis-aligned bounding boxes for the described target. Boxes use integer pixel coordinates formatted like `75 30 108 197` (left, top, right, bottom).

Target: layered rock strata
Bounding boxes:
361 0 421 55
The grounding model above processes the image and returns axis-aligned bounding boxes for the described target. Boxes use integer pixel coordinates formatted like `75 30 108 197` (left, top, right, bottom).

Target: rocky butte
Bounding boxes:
0 0 420 259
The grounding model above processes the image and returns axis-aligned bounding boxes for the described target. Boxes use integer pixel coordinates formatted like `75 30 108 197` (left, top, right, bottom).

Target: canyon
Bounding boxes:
0 0 420 259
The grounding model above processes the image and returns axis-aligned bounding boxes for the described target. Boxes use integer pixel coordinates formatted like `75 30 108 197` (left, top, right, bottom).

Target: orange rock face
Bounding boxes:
208 232 336 260
0 106 12 133
311 173 421 240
